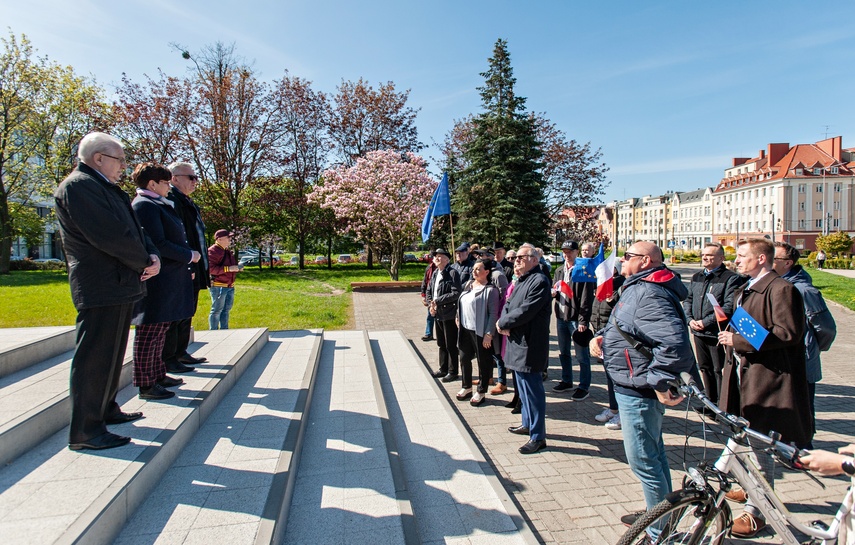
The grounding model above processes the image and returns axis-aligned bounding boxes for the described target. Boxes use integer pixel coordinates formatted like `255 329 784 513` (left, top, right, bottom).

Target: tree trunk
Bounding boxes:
367 247 373 269
326 235 332 269
0 195 12 275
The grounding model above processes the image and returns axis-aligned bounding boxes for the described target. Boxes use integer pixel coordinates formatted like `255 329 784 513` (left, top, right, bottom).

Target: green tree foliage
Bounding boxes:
816 231 853 256
450 39 549 248
0 31 109 273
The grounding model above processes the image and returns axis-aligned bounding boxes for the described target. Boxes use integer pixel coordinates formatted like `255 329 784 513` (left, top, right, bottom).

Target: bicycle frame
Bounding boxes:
710 436 841 544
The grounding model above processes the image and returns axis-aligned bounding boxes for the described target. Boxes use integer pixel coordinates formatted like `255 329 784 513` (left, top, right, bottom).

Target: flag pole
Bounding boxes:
449 214 455 253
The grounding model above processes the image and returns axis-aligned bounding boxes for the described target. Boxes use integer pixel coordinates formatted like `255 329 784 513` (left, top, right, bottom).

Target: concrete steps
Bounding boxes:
0 326 75 379
0 327 534 545
0 328 267 544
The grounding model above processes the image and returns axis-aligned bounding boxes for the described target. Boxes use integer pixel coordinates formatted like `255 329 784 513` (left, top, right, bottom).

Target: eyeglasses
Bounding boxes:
773 257 791 262
177 174 199 181
99 152 127 166
514 254 534 261
622 252 647 260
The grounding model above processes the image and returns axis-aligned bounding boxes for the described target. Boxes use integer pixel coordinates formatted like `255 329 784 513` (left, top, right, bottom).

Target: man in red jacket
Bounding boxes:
208 230 243 329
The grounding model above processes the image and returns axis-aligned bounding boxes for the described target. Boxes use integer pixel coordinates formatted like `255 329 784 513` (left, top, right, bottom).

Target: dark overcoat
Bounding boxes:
497 268 552 373
167 187 210 291
54 163 156 310
130 195 194 325
719 271 813 445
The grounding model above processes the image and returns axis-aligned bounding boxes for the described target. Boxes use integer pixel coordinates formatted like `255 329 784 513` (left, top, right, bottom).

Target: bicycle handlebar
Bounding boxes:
676 372 809 467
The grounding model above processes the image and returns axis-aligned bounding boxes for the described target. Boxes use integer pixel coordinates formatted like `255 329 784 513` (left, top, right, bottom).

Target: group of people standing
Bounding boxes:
55 131 241 451
422 235 838 540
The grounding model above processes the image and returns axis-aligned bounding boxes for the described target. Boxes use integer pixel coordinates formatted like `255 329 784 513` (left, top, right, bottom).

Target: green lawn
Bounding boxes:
0 263 428 330
801 268 855 312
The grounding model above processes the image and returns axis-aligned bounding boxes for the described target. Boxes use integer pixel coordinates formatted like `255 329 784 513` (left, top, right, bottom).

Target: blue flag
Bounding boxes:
730 306 770 350
421 172 451 242
571 243 605 283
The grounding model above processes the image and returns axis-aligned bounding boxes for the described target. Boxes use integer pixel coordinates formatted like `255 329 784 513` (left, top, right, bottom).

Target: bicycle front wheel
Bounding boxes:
617 488 730 545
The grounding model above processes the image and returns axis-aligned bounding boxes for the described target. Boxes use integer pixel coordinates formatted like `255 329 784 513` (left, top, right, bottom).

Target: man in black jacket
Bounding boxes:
497 243 553 454
451 242 475 285
55 132 161 451
426 249 462 382
683 242 745 406
161 161 210 372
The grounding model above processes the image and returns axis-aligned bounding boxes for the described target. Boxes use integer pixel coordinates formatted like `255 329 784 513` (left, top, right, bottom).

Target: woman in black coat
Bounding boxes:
130 164 200 400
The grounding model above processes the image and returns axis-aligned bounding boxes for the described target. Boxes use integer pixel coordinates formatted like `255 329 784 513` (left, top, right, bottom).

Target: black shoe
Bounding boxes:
105 411 144 425
441 373 459 383
519 439 547 454
178 354 207 365
432 370 446 378
552 381 574 392
621 510 647 527
570 388 589 401
421 335 434 342
139 383 176 400
504 398 518 408
69 431 131 451
165 360 194 374
157 375 184 388
508 425 530 435
511 401 521 414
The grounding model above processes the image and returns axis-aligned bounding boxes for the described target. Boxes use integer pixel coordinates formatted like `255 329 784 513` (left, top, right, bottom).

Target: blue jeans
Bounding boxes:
515 370 546 441
425 307 434 336
615 392 671 511
209 286 235 330
556 317 591 389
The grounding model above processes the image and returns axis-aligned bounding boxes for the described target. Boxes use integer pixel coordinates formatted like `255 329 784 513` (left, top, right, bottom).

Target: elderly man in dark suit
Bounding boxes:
161 161 210 374
497 243 553 454
718 237 811 538
54 132 160 451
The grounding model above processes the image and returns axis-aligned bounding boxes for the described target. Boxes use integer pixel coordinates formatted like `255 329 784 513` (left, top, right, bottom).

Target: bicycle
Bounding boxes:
618 372 850 545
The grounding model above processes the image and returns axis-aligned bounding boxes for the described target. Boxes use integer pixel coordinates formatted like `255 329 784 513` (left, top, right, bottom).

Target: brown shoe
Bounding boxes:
725 488 748 503
731 512 765 538
490 383 507 395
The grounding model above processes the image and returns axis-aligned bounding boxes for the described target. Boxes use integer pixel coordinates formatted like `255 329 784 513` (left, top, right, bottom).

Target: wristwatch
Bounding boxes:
843 458 855 476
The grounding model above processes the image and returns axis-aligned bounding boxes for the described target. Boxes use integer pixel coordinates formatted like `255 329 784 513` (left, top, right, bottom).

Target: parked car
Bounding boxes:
546 253 564 265
33 258 64 264
337 254 352 264
314 255 328 264
403 253 417 263
419 253 432 263
289 256 299 266
239 255 282 267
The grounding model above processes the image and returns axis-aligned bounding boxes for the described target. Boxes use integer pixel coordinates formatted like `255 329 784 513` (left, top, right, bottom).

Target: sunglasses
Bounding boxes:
178 174 199 181
514 254 534 261
623 252 647 260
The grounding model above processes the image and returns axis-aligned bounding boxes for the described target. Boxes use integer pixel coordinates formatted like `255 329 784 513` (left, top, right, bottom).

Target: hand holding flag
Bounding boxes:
706 292 728 333
729 306 769 350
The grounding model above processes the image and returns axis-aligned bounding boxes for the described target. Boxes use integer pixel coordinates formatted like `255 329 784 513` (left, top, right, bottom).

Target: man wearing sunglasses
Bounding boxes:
590 241 696 528
161 162 210 373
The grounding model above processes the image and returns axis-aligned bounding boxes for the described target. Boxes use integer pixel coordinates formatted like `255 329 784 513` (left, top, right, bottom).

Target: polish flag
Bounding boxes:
706 293 728 323
595 251 617 301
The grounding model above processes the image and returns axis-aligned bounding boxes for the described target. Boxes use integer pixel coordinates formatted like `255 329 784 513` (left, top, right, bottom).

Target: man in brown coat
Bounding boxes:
718 238 811 537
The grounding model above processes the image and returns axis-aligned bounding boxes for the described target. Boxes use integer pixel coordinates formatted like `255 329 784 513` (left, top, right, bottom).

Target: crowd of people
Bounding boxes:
421 237 842 539
55 131 241 451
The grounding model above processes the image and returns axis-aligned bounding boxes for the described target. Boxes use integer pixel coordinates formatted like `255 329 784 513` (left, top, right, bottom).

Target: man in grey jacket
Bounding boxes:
55 132 161 451
773 241 836 446
591 241 696 528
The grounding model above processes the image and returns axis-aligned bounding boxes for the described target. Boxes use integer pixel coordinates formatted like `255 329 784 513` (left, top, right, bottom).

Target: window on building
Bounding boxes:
796 168 803 176
799 219 807 229
816 185 823 193
814 168 822 175
834 201 841 210
798 184 806 193
834 219 840 227
762 188 767 197
817 202 823 211
832 166 839 174
816 219 823 228
835 183 842 192
799 202 806 211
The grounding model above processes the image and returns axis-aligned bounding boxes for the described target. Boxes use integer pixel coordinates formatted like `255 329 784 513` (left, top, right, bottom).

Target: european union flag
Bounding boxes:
421 172 451 242
571 243 605 283
730 306 769 350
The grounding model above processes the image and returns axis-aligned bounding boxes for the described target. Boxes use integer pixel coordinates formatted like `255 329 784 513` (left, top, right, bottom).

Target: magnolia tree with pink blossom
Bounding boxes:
310 150 435 280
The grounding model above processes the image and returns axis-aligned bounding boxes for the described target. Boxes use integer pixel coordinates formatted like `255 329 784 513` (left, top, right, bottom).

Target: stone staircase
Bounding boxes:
0 327 535 545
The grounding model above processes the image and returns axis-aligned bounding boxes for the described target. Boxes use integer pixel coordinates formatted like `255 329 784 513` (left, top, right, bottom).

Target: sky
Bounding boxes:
4 0 854 204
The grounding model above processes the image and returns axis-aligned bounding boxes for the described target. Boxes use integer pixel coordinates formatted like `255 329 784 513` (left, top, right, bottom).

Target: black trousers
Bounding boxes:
459 327 494 392
162 287 200 362
693 334 726 404
435 318 459 375
69 302 134 443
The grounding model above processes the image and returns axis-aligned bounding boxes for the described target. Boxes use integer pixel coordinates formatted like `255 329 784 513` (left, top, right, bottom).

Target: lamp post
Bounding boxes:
770 211 775 242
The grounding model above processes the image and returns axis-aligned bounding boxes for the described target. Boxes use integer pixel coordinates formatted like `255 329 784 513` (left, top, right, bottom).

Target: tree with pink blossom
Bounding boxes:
310 150 435 280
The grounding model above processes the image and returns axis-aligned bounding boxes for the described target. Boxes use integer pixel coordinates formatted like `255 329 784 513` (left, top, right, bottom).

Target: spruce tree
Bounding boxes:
452 39 549 248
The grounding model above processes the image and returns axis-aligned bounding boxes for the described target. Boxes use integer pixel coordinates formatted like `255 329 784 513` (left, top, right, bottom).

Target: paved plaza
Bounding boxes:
354 264 855 544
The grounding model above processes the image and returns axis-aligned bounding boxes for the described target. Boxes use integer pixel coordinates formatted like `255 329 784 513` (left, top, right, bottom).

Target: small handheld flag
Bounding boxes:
730 306 769 350
595 251 617 301
571 243 605 283
555 280 574 317
706 293 728 329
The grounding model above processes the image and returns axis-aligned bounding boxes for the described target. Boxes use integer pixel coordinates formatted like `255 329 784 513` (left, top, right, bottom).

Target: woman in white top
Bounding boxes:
455 258 500 406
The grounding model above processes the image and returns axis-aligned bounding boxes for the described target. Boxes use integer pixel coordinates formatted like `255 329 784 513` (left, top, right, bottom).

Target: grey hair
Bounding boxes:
77 132 123 163
520 243 537 258
168 161 194 173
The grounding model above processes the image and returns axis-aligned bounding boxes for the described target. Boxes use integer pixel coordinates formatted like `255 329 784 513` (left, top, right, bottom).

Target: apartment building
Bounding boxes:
671 187 714 251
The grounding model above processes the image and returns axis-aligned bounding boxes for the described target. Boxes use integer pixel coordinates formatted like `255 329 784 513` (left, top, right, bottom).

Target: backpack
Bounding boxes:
809 308 837 352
